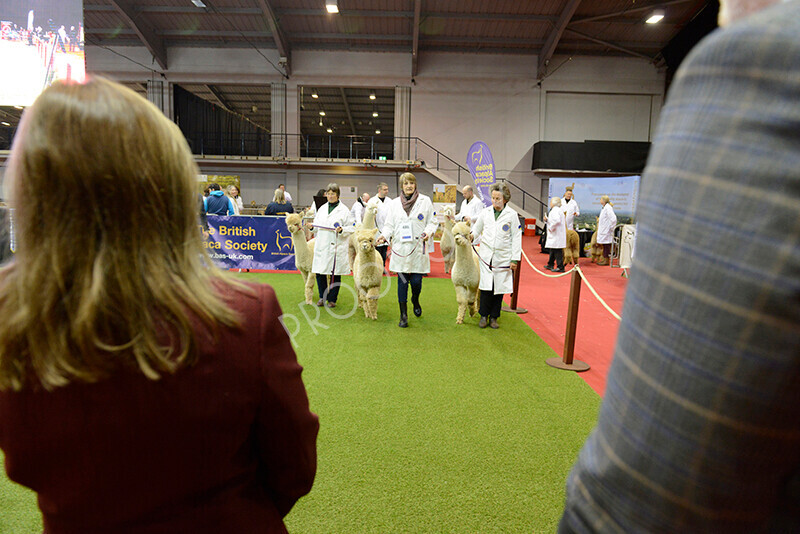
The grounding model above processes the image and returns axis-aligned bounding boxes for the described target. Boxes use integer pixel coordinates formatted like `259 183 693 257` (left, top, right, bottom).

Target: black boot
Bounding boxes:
411 292 422 317
398 302 409 328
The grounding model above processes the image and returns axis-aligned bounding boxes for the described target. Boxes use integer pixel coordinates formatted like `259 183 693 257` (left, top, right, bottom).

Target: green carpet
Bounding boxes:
0 273 600 533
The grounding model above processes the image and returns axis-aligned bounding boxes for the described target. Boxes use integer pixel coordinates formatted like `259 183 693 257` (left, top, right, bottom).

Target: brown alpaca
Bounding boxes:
589 230 604 264
284 211 316 304
563 229 581 265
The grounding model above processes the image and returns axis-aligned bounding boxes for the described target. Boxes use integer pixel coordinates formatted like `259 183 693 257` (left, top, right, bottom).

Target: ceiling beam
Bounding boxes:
275 9 557 22
563 28 654 60
108 0 167 70
569 0 693 25
85 5 262 14
255 0 291 77
538 0 582 79
412 0 421 77
339 88 357 136
206 85 234 112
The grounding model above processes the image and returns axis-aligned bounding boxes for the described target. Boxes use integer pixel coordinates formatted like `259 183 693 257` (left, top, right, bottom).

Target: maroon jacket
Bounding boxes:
0 283 318 533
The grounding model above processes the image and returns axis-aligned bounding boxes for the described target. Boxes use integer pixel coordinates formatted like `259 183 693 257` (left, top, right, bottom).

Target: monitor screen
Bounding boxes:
0 0 86 107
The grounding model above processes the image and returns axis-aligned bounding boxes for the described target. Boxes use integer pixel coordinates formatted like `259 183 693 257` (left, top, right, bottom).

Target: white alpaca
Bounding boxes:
450 221 480 324
348 201 379 270
441 207 455 274
285 211 316 305
352 228 383 320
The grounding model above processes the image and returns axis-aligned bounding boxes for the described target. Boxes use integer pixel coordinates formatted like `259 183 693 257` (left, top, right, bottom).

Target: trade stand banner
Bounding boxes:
466 141 496 207
204 215 296 270
548 176 640 227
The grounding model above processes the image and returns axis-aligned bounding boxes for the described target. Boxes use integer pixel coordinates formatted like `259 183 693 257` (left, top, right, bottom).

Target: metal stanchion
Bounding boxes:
546 268 590 372
502 261 527 314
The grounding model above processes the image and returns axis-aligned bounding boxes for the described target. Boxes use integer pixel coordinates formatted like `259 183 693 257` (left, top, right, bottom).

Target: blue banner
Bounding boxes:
466 141 496 207
204 215 296 270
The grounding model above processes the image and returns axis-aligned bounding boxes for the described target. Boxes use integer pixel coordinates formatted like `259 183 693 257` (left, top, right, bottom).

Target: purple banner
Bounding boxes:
204 215 296 270
466 141 496 207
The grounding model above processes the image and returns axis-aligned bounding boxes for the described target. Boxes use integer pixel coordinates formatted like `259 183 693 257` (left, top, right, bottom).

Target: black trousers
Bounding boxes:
397 273 422 304
602 243 611 258
376 244 388 267
479 289 504 319
547 249 564 270
316 274 341 303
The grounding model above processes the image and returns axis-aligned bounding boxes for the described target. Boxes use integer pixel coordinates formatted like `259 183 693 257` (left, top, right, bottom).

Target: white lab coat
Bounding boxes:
374 196 393 232
382 194 438 274
471 205 522 294
351 201 365 222
456 195 485 245
545 206 566 249
561 197 580 230
311 202 355 275
597 203 617 244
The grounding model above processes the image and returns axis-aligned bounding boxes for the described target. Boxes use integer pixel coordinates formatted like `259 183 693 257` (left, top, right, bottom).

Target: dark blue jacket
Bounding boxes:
204 191 235 216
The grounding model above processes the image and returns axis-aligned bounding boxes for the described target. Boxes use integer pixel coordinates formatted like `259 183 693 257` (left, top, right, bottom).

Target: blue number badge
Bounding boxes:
417 213 424 221
502 223 510 232
334 222 341 228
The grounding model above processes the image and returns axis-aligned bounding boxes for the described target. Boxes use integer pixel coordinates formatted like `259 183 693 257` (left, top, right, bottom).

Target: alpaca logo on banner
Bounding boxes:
466 141 496 207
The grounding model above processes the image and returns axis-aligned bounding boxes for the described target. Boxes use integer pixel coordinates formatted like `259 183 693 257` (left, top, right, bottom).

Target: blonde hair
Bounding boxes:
399 172 417 187
273 188 286 203
226 184 240 197
0 77 243 392
601 194 614 207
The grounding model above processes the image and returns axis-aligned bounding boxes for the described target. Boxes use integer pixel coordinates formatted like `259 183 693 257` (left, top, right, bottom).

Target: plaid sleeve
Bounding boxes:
560 5 800 533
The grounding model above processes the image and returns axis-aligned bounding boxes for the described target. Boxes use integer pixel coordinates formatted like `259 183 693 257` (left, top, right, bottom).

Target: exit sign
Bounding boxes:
378 156 387 161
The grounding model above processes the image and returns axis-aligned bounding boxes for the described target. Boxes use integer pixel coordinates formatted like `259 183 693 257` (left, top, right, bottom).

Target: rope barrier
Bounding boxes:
520 249 622 321
575 265 622 321
520 249 575 278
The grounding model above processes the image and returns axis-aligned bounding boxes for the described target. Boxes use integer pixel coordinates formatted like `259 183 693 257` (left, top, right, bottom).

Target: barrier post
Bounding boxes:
502 262 527 314
546 268 590 372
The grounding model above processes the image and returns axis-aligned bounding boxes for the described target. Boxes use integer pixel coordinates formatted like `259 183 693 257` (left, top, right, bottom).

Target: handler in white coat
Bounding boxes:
453 185 485 245
596 194 617 266
561 187 580 230
374 182 393 267
309 183 355 307
377 173 438 328
545 197 567 272
470 183 521 329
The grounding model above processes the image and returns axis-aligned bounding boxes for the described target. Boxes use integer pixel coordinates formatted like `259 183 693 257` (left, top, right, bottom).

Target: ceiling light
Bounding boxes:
369 92 376 100
319 110 326 116
325 0 339 14
1 121 10 126
13 105 24 109
319 118 323 126
191 0 207 8
375 129 381 134
372 111 378 117
311 91 318 98
646 9 665 24
327 127 333 133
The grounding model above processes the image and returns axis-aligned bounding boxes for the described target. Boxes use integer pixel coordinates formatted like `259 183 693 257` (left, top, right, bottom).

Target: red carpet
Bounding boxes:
427 237 627 396
239 235 626 396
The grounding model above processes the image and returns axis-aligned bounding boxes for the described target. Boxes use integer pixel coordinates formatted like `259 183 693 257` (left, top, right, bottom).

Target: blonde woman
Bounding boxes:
596 194 617 265
264 188 294 215
0 78 318 532
227 184 244 214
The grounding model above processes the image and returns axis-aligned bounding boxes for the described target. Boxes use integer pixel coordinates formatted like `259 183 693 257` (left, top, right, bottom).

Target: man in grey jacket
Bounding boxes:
560 1 800 532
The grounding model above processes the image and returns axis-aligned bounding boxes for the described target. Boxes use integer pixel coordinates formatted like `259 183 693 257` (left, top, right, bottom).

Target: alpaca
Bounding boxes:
352 228 383 320
589 230 604 264
563 229 580 265
348 201 379 270
285 211 316 304
450 221 480 324
440 207 455 274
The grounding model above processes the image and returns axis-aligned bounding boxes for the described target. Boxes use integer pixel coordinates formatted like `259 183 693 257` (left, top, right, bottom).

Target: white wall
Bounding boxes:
87 46 665 209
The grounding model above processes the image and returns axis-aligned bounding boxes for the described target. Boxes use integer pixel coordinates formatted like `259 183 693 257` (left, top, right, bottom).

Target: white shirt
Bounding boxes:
381 195 438 274
597 203 617 245
351 201 365 223
471 205 522 294
545 206 567 250
283 191 293 203
311 202 355 275
560 197 580 230
374 195 393 239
